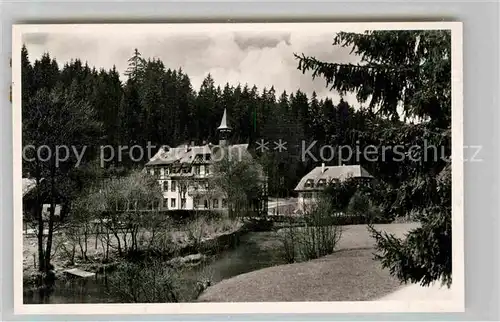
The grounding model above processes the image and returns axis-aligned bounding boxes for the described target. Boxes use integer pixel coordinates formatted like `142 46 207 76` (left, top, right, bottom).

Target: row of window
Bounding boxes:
304 178 336 188
193 197 227 209
164 198 186 209
161 180 209 192
162 197 227 209
302 192 316 199
150 165 210 177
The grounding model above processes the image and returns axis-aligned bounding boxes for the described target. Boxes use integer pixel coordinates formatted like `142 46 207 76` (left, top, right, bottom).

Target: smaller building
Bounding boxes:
294 164 373 211
23 178 62 222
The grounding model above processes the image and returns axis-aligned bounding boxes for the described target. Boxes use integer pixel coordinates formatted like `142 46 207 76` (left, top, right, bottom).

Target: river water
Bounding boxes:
23 231 287 304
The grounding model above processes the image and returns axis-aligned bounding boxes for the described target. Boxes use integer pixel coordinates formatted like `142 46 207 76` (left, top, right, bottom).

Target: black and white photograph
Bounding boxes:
12 22 464 314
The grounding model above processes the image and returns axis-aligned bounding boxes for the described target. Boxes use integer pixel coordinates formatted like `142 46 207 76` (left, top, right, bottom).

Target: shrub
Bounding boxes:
148 229 178 257
280 196 342 263
346 191 384 222
186 215 240 242
106 259 192 303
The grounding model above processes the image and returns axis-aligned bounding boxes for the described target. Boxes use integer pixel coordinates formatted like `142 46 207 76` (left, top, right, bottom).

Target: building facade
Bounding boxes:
145 109 265 213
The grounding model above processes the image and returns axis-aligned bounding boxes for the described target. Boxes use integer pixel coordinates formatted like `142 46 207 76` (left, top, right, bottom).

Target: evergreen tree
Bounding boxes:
296 30 452 286
21 45 34 104
124 48 146 80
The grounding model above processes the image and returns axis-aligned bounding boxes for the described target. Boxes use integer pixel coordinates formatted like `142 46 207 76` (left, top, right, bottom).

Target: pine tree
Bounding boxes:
124 48 146 80
296 30 452 287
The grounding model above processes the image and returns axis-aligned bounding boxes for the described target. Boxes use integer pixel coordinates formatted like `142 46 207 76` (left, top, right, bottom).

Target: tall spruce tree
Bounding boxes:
124 48 146 80
296 30 453 287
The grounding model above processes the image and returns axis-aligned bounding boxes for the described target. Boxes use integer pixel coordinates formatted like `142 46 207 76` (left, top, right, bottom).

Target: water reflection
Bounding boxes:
24 231 285 304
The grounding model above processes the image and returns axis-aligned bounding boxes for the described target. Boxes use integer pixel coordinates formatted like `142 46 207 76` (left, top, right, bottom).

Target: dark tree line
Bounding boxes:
22 46 402 197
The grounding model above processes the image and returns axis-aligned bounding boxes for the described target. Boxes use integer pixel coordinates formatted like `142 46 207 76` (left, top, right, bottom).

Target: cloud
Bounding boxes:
233 32 291 50
23 28 361 106
22 33 49 45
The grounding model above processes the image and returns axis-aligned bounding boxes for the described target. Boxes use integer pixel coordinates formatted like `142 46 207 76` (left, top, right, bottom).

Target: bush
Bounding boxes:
346 191 384 222
185 215 241 247
147 230 179 257
280 197 342 263
106 259 201 303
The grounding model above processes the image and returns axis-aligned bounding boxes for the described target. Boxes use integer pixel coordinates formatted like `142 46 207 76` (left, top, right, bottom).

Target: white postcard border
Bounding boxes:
11 21 464 315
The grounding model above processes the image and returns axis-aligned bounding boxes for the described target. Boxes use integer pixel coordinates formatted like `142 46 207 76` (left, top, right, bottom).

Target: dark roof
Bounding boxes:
145 143 250 167
294 165 373 191
217 108 232 132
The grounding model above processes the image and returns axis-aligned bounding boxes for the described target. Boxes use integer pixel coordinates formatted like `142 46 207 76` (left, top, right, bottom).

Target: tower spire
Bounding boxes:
217 108 232 146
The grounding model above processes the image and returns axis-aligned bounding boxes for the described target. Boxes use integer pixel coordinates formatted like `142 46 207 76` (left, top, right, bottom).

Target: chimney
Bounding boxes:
321 163 325 173
190 140 195 146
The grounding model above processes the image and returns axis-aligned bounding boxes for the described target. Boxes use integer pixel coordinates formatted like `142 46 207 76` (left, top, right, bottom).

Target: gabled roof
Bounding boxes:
294 165 373 191
145 143 250 167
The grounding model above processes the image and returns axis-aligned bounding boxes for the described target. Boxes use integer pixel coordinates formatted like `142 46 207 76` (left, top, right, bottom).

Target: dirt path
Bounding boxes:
198 222 419 302
198 248 402 302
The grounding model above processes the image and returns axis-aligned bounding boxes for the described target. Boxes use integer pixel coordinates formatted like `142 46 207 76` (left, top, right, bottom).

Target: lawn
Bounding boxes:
198 222 419 302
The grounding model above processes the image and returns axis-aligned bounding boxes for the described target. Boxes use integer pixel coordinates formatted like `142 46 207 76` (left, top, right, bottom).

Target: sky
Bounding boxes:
23 26 361 105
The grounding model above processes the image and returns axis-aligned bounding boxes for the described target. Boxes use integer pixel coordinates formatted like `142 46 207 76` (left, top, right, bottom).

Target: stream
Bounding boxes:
23 231 286 304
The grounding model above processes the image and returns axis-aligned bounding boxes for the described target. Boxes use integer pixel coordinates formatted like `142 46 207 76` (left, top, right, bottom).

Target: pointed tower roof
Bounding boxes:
217 108 232 132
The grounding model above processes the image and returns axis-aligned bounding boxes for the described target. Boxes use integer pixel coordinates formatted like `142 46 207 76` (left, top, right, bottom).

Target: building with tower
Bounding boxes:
145 109 267 214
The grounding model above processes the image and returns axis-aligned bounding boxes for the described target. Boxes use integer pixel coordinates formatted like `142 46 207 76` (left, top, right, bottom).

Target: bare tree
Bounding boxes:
210 147 264 218
23 86 101 273
87 170 164 256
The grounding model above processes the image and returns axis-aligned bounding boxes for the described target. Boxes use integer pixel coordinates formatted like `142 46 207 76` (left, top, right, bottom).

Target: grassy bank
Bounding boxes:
198 222 418 302
198 248 401 302
22 217 243 281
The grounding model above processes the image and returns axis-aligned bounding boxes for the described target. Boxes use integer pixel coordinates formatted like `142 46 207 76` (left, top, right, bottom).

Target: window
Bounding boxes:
163 181 168 191
163 198 169 209
304 179 314 188
193 197 199 209
195 166 201 175
303 192 313 199
213 199 219 208
204 199 209 209
170 198 176 208
181 198 186 209
317 179 326 188
150 169 154 176
165 167 170 175
171 180 177 192
222 198 227 208
205 165 210 175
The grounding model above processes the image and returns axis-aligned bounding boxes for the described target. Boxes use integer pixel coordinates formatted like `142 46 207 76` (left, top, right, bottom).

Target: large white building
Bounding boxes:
294 164 373 211
145 109 255 212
